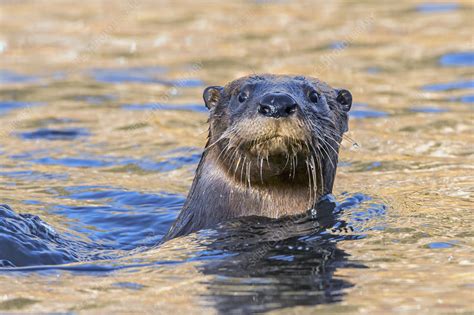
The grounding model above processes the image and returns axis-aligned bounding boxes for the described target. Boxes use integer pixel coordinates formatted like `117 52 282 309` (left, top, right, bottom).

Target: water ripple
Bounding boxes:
0 101 39 116
0 193 385 270
350 103 388 119
17 128 90 141
0 70 39 84
90 67 204 87
416 3 460 13
422 79 474 91
122 103 207 113
440 52 474 67
12 150 202 172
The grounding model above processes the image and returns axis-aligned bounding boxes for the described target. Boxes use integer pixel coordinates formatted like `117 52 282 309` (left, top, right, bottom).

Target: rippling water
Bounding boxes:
0 0 472 313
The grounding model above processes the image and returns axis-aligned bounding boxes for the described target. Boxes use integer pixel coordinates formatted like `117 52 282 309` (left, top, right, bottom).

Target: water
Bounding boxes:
0 1 473 313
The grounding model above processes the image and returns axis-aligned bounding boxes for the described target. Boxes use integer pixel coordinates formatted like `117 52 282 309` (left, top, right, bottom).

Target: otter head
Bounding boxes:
203 74 352 199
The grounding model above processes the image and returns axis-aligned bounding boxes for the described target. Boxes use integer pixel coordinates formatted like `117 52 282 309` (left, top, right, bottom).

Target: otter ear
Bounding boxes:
336 89 352 112
203 86 224 110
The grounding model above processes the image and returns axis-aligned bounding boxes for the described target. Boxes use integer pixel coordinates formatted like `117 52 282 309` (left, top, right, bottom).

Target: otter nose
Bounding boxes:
258 93 297 118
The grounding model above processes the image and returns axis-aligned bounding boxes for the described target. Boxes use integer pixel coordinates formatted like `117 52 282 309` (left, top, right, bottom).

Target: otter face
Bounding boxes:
203 74 352 191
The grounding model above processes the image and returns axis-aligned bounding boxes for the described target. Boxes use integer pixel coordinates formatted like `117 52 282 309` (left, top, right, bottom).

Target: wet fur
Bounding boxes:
164 74 350 240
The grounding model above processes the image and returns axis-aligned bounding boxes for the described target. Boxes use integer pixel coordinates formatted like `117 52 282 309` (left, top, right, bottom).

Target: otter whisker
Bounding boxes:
307 137 326 166
305 158 314 208
282 138 291 171
227 142 244 164
310 152 319 196
340 132 356 144
313 127 340 157
226 137 243 179
289 153 294 179
216 140 233 162
290 137 299 179
246 160 252 188
226 146 238 169
323 130 345 148
315 153 324 197
310 155 319 204
293 153 298 179
234 153 242 179
324 127 357 150
240 155 247 184
320 137 340 159
316 140 336 170
204 128 233 152
227 138 243 161
255 147 262 183
306 121 340 152
305 137 324 201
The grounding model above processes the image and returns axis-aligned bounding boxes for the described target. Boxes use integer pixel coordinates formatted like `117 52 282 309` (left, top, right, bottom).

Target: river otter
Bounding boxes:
164 74 352 240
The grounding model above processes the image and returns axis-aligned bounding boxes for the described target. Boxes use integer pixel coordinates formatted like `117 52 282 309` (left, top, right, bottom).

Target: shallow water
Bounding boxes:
0 0 473 314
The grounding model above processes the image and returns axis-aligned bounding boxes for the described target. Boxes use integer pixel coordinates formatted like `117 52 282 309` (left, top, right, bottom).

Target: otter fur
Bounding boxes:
164 74 352 240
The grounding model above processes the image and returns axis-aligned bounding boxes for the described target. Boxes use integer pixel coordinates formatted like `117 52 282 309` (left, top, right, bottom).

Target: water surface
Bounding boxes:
0 0 472 314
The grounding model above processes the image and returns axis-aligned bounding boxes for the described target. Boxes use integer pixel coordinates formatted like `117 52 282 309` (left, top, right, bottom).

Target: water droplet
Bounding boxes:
352 142 360 150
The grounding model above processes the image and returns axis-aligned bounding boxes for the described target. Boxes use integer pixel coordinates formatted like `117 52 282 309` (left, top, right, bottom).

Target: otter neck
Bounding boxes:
190 147 322 219
164 142 337 240
164 139 339 239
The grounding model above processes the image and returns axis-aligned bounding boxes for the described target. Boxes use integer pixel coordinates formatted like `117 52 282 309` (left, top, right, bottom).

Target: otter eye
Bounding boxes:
238 92 248 103
309 90 319 103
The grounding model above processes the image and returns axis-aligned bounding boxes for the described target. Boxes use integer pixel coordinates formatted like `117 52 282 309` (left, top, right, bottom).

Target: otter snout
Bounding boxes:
257 93 297 118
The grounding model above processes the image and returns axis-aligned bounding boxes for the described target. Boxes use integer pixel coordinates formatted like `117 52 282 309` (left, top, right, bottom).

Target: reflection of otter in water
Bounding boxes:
198 196 365 313
165 74 352 240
